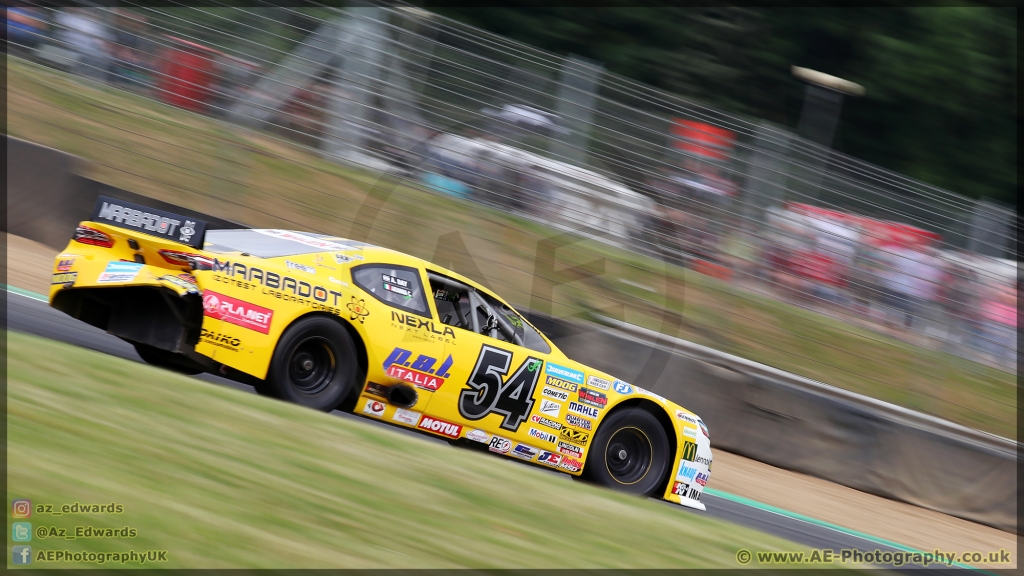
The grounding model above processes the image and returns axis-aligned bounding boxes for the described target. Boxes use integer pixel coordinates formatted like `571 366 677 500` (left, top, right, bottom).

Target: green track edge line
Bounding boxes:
2 285 995 572
5 284 47 302
704 487 988 572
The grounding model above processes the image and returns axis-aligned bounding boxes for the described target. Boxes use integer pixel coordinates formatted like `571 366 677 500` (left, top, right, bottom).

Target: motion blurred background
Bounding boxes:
6 0 1017 443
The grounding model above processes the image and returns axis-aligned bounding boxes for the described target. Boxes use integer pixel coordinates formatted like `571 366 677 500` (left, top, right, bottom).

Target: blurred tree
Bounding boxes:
432 4 1016 205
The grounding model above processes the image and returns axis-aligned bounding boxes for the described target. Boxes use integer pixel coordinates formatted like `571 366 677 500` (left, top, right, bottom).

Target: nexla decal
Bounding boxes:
390 311 457 339
213 259 341 304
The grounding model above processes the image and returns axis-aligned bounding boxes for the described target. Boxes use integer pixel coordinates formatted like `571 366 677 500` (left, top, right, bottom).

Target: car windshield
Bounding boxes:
203 229 370 258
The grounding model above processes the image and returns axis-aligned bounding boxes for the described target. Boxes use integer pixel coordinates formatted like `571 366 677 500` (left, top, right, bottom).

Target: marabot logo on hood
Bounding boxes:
202 290 273 334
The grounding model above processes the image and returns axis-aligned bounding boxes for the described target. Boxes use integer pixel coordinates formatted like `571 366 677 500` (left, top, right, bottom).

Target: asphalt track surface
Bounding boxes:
6 289 974 573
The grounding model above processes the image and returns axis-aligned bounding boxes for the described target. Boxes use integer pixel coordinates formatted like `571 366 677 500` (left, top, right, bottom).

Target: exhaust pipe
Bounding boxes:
387 384 419 408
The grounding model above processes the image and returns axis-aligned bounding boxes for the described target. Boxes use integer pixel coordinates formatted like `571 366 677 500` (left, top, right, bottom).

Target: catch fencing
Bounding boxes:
6 2 1017 433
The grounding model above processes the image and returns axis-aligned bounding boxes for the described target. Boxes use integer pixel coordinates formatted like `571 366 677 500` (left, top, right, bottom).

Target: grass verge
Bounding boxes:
6 56 1015 439
7 331 824 568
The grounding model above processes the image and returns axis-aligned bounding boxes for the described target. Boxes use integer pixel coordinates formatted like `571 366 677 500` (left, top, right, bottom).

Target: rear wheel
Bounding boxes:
133 343 204 375
582 407 671 497
265 316 361 411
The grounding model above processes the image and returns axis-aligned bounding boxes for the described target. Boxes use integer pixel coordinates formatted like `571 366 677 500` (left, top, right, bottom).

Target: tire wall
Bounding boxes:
7 135 1016 534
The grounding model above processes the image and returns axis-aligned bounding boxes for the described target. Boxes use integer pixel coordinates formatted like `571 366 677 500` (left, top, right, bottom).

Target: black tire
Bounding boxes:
581 407 671 497
133 343 204 375
265 316 361 411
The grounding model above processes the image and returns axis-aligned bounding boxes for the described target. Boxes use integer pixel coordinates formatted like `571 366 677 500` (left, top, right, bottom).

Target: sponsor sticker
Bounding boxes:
56 258 75 272
528 427 557 444
681 440 698 462
564 414 592 431
545 362 585 385
199 328 242 352
541 387 569 402
512 444 539 460
538 399 561 418
612 380 633 394
695 454 712 467
465 429 491 443
347 296 369 323
312 254 336 270
383 274 413 298
537 451 562 466
392 408 421 426
362 399 386 418
675 481 702 501
586 375 612 391
683 427 697 438
91 195 207 248
677 461 698 482
675 410 698 425
364 382 389 398
695 471 709 487
51 272 77 287
488 436 511 454
672 481 689 497
97 261 143 284
544 375 578 393
557 442 583 458
333 253 365 264
417 416 462 439
568 401 599 419
178 221 197 244
286 260 316 275
577 387 607 408
559 427 589 446
559 457 582 472
530 414 562 431
202 291 274 334
699 420 710 438
382 347 453 391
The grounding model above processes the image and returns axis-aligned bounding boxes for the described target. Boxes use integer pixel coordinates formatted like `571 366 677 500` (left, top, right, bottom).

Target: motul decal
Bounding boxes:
417 416 462 439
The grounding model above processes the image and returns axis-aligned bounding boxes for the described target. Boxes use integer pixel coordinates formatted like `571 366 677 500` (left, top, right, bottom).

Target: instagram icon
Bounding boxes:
12 499 31 518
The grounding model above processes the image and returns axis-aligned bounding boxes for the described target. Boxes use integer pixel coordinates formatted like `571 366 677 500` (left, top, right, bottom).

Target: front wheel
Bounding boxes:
582 407 671 497
265 316 362 411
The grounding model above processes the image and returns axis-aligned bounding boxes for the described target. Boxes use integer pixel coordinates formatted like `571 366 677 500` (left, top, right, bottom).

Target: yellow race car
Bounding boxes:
49 196 713 509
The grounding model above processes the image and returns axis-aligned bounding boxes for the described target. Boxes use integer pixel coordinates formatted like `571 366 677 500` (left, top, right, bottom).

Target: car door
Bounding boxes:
349 263 449 422
422 270 562 460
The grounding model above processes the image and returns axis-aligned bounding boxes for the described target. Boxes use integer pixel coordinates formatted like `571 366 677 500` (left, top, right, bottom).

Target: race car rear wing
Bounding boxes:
89 194 245 249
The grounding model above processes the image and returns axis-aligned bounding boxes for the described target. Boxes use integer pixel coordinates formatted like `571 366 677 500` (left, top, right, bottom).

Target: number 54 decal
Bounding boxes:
459 345 543 431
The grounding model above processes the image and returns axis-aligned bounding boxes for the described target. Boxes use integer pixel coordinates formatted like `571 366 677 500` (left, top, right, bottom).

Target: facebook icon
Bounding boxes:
12 546 32 565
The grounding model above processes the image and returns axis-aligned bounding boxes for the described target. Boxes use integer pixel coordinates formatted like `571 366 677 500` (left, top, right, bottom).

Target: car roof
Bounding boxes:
206 228 511 307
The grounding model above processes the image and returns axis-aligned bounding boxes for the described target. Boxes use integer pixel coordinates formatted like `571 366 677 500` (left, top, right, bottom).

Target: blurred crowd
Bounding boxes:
7 6 262 116
8 5 1017 371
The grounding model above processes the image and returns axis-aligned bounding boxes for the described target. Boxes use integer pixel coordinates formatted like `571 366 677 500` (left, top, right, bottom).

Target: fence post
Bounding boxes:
551 54 604 167
967 198 1013 259
321 7 389 166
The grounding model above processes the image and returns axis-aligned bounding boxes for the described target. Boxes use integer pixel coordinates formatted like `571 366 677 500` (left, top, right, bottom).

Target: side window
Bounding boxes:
428 270 551 354
352 264 429 317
